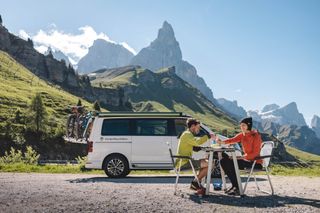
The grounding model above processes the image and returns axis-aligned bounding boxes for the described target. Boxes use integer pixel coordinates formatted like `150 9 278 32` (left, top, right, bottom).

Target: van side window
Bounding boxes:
101 119 130 135
136 119 168 136
174 119 187 136
195 127 208 137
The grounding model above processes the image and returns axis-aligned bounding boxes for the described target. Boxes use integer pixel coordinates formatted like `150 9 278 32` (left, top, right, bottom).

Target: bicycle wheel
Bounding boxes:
66 114 77 138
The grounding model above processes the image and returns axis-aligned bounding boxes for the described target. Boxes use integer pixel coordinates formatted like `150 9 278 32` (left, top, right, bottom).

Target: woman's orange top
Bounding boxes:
224 130 263 164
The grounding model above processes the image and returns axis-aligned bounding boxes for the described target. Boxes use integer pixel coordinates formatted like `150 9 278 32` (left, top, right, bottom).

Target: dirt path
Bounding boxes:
0 173 319 213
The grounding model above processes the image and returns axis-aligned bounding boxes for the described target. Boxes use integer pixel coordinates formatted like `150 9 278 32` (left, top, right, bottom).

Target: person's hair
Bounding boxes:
187 118 200 128
240 117 253 131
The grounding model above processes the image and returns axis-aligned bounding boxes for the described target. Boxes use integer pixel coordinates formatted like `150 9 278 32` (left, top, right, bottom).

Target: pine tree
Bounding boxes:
30 93 47 133
77 99 82 106
0 15 2 25
14 109 22 123
93 100 101 112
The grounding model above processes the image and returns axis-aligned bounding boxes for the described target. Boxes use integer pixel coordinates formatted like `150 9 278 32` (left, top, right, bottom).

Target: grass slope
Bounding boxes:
0 50 93 127
285 145 320 165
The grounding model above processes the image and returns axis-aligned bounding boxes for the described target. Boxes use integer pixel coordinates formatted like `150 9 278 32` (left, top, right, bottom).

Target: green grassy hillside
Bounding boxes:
0 50 93 128
91 66 238 133
285 145 320 165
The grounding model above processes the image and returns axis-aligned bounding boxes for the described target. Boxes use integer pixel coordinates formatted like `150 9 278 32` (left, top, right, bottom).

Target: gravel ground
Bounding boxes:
0 173 319 213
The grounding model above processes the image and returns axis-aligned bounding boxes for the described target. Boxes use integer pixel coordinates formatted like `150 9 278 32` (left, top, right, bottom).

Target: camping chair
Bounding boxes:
243 141 275 195
167 143 201 195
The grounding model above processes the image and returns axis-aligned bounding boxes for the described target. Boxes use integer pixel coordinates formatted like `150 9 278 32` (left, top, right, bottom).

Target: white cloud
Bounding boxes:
235 89 242 93
18 30 30 40
120 42 137 55
19 24 136 65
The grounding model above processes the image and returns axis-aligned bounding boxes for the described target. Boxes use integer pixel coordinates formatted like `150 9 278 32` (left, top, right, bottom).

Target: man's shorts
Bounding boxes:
178 159 208 171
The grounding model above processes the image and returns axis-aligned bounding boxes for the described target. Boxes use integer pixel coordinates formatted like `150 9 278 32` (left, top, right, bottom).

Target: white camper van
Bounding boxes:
85 112 217 178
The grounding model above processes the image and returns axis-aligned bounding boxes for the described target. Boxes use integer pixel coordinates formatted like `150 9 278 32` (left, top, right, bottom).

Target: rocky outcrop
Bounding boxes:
0 23 130 110
130 21 215 103
216 98 247 120
277 125 320 155
0 24 81 89
45 47 71 66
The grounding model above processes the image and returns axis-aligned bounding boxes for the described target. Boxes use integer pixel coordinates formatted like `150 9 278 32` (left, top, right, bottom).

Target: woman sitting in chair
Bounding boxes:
217 117 262 196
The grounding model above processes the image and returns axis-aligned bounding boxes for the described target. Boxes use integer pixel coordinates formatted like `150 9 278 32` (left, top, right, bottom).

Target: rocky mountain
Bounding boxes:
45 47 71 67
0 22 130 110
89 65 237 131
311 115 320 138
261 104 280 113
216 98 247 120
248 102 307 127
77 39 134 74
130 21 215 103
277 125 320 155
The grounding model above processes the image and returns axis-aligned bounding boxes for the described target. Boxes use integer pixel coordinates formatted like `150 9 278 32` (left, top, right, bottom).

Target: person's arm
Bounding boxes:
222 133 243 145
183 132 209 147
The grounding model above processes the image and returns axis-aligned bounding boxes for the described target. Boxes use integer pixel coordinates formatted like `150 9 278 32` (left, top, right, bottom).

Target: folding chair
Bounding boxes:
243 141 275 195
167 143 201 195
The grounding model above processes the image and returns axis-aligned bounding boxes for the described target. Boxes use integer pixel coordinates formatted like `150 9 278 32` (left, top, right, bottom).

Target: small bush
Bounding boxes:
24 146 40 165
0 146 39 165
0 147 23 164
76 156 88 171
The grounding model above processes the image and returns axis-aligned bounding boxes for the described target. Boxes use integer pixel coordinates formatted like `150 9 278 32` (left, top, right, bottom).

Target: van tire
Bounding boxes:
103 154 130 178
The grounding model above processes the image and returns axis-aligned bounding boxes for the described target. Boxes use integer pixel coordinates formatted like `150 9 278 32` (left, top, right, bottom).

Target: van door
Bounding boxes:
171 118 187 155
172 119 211 160
131 119 173 168
94 119 132 166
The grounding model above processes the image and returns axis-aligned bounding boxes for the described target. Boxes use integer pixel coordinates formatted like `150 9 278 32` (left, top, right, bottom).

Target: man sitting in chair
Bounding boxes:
177 118 214 190
216 117 263 196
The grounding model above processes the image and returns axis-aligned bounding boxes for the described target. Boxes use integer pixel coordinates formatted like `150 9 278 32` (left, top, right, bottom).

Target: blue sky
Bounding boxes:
1 0 319 125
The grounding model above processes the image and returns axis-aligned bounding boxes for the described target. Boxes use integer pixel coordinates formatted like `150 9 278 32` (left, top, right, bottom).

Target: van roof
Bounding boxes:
97 112 191 118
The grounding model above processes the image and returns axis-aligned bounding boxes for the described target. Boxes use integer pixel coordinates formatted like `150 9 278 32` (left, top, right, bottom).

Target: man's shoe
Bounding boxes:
190 180 202 190
224 186 235 194
227 188 240 196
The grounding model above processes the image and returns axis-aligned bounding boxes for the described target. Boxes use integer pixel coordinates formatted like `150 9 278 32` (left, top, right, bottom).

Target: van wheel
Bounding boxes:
103 155 130 178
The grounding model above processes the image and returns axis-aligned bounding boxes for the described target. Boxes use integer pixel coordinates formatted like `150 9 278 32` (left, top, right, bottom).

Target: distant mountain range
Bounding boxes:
218 98 320 155
76 21 215 103
248 102 307 127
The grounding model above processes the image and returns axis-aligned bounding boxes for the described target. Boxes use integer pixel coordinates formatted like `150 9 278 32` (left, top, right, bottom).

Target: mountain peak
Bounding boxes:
77 38 134 73
157 21 175 41
261 103 280 113
285 102 298 109
311 115 320 128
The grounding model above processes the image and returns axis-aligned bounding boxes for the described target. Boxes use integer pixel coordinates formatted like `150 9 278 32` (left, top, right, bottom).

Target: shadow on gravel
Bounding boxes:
189 193 320 209
67 176 266 184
